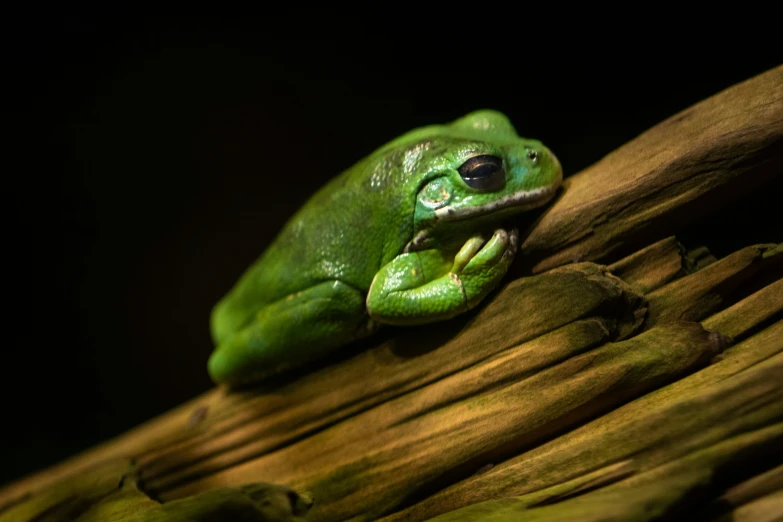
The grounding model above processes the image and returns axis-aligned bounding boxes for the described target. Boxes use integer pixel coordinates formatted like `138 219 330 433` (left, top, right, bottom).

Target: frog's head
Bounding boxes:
396 110 563 251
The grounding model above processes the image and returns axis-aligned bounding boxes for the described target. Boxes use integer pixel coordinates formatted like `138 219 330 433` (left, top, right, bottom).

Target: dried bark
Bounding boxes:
384 321 782 521
2 65 781 522
517 65 782 273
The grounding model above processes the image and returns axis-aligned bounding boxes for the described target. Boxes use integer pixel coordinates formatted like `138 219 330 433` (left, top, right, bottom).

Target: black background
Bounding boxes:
5 16 781 488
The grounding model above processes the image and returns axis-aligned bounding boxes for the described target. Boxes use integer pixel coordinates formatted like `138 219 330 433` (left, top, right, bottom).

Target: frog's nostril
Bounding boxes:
527 150 539 161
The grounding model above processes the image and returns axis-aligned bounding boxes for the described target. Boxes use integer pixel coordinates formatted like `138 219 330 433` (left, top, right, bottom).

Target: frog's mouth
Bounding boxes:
403 184 560 253
433 184 559 221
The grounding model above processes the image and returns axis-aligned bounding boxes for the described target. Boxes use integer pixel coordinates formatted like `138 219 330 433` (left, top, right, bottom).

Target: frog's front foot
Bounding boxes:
456 228 518 308
366 228 518 326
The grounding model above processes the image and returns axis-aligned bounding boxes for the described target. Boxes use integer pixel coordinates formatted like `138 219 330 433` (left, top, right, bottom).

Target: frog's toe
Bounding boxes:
207 344 246 385
208 334 288 386
467 228 509 268
508 228 519 250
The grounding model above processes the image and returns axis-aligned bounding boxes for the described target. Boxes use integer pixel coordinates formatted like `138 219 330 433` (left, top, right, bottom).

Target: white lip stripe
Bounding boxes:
434 185 558 221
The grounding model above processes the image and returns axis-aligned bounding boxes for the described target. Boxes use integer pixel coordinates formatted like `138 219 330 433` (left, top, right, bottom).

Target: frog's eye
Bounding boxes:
457 155 505 191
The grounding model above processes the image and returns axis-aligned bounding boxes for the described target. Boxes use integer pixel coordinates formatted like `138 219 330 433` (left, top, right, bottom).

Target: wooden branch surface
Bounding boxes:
517 64 782 273
1 66 781 522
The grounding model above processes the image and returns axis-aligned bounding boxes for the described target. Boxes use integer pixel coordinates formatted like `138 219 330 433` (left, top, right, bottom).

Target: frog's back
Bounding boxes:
211 153 416 342
245 168 394 299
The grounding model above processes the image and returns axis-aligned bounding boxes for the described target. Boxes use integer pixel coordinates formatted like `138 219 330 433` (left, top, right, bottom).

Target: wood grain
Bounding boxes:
2 65 781 522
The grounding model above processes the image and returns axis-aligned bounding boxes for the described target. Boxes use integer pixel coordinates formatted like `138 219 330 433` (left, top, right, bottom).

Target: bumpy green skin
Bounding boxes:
209 110 563 385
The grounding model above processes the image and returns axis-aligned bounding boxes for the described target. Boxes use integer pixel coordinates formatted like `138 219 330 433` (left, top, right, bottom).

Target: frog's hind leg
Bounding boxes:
207 280 370 385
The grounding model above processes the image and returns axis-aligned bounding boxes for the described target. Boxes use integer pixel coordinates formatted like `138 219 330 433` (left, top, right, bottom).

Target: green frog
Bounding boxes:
209 110 562 385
